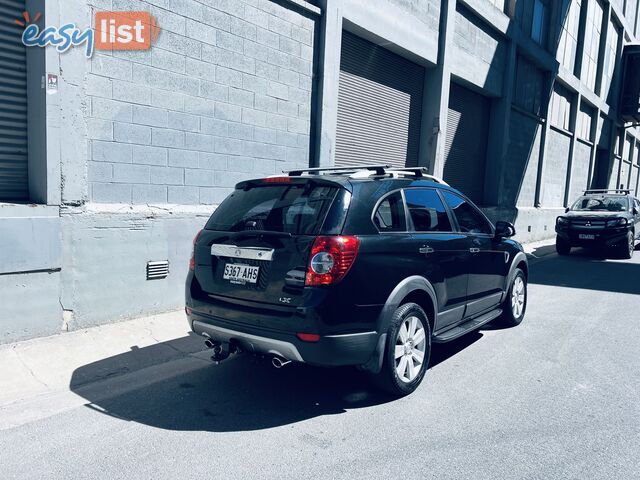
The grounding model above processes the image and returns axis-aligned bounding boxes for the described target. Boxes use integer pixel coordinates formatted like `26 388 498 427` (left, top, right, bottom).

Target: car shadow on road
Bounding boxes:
528 247 640 295
70 331 481 432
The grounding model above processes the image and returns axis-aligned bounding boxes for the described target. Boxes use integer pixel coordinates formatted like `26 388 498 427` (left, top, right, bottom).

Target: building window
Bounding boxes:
557 0 582 73
531 0 549 45
582 0 604 92
577 103 594 141
550 84 573 131
601 20 620 103
513 56 544 116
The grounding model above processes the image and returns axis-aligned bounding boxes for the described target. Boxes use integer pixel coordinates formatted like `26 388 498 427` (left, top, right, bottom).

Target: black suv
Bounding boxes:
555 189 640 259
185 165 528 395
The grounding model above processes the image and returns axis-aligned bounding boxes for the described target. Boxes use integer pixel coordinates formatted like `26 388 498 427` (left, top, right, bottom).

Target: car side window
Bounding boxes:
373 191 407 232
404 188 452 232
441 191 493 235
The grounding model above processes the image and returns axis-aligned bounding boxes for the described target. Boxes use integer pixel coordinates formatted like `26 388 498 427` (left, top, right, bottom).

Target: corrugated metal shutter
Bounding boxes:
444 83 490 204
0 0 29 200
335 31 425 169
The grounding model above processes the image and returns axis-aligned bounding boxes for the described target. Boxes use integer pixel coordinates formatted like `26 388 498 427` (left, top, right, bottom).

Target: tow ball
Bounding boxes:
203 337 238 364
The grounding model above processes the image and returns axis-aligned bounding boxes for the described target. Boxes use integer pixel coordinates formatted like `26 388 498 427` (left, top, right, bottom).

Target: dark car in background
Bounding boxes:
185 165 529 396
555 190 640 259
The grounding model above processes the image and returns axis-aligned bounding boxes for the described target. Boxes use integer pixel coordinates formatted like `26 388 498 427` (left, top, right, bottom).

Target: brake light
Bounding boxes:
305 236 360 286
297 333 320 342
189 229 203 271
262 176 292 183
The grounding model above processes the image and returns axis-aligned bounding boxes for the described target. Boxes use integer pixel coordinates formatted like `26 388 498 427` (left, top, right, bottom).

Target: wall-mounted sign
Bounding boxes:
619 44 640 124
46 73 58 95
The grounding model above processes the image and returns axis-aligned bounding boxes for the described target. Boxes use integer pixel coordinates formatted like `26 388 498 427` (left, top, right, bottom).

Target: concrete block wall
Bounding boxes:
85 0 316 205
387 0 440 32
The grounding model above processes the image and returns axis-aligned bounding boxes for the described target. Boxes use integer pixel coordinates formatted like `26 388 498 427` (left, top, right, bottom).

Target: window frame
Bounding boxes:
370 189 410 234
402 187 457 234
440 190 496 237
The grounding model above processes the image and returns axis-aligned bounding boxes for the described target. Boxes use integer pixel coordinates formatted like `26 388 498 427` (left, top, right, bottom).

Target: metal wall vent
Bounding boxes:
147 260 169 280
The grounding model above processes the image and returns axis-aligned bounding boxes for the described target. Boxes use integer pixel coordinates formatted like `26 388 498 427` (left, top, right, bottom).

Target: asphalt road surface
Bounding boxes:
1 247 639 479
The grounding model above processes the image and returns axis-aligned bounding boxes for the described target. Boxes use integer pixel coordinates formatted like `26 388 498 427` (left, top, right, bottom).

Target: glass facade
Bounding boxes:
601 19 620 102
557 0 582 73
582 0 604 92
577 103 594 141
549 84 572 130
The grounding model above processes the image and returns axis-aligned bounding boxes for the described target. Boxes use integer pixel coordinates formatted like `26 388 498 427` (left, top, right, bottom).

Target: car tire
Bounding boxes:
556 236 571 256
371 303 431 397
498 268 527 327
619 231 635 260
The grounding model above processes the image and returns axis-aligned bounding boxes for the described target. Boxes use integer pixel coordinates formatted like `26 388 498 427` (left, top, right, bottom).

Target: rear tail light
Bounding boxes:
305 236 360 286
189 229 203 271
296 333 320 342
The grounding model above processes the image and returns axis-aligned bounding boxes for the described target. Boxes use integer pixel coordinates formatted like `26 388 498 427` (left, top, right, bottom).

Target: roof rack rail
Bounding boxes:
286 165 389 176
385 167 448 184
584 189 631 195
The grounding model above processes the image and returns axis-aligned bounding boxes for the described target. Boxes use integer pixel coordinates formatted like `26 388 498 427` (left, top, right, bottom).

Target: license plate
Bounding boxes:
579 234 595 240
223 263 259 285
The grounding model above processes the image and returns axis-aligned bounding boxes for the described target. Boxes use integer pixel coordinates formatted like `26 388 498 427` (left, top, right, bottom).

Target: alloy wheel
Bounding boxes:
394 316 427 383
511 276 526 318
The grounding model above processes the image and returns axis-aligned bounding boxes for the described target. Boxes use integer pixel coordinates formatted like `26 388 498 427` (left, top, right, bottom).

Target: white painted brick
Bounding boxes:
132 184 168 203
133 145 169 166
256 60 279 81
276 130 299 147
114 123 152 144
113 163 150 183
202 7 231 32
290 56 312 75
151 89 185 111
287 117 310 134
185 132 216 152
266 113 288 131
92 98 133 122
226 155 254 172
169 149 199 168
168 0 205 22
87 118 114 141
86 74 112 98
242 108 267 126
215 66 243 87
242 73 268 94
268 48 290 69
150 166 184 185
291 24 313 46
217 30 244 54
254 94 278 113
214 102 242 122
92 183 132 202
254 126 278 144
152 128 186 148
184 96 215 116
112 49 152 65
201 118 229 136
230 87 254 107
215 137 243 155
214 170 249 187
279 36 301 57
185 168 216 186
267 81 289 100
199 187 229 205
268 15 291 37
203 45 255 74
200 80 230 101
168 185 199 204
132 64 200 96
228 123 254 140
152 48 187 73
168 111 200 132
245 5 270 29
277 99 298 117
186 58 216 80
244 40 270 62
88 161 113 182
199 152 227 170
133 105 169 127
230 17 257 41
285 146 307 163
186 18 216 45
150 7 186 35
93 141 132 163
91 54 132 81
256 26 280 49
112 81 151 105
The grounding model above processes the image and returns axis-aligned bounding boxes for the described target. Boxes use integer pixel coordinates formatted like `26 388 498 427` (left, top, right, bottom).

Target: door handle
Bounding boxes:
419 246 435 254
469 248 480 253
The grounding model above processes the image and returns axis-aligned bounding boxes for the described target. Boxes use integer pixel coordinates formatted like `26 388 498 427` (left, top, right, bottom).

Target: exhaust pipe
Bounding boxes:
272 356 292 369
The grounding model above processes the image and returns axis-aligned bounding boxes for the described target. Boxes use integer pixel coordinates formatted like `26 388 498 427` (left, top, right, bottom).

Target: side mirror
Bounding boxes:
565 207 570 213
495 221 516 238
634 207 639 216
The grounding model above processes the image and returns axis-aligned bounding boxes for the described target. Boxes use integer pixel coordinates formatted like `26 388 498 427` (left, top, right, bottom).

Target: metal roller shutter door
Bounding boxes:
444 83 490 204
0 0 28 200
335 31 425 169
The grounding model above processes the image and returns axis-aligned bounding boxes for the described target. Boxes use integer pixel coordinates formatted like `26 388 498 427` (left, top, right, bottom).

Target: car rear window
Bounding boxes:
205 184 339 234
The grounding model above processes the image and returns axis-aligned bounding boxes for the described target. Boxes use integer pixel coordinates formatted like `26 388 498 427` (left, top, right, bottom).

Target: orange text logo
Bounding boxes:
94 11 160 51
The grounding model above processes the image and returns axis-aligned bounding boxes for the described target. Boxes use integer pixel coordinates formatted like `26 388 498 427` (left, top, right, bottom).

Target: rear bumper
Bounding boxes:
189 312 378 367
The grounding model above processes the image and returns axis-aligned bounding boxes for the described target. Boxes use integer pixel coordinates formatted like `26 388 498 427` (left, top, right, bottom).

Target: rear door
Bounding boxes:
194 179 345 308
440 191 506 317
403 188 470 329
